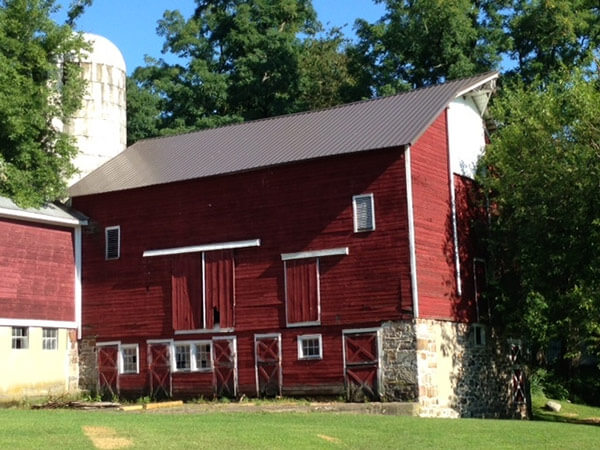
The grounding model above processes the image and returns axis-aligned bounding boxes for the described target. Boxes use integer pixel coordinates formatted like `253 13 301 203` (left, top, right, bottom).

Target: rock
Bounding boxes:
545 401 562 412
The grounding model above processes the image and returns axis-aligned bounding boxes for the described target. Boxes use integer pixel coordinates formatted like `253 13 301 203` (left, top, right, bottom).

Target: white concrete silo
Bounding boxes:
65 33 127 185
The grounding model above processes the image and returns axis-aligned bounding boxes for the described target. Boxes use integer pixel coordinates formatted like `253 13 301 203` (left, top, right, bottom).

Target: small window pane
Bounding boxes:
175 344 191 370
42 328 58 350
298 335 322 360
194 343 212 370
121 345 138 374
12 327 28 349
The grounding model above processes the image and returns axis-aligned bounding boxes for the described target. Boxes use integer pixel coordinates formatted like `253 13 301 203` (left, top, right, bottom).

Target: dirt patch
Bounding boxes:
82 426 133 449
318 434 342 444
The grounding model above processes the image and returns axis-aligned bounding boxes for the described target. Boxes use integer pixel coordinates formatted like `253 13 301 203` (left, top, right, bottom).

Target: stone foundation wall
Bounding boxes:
67 330 80 393
380 321 418 401
381 319 521 418
78 336 98 394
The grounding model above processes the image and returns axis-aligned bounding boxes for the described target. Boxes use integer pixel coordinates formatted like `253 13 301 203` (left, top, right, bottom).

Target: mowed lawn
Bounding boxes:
1 409 600 449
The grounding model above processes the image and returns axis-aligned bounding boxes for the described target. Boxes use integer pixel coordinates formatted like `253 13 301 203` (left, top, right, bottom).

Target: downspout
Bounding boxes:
74 225 83 339
405 145 419 318
446 108 463 297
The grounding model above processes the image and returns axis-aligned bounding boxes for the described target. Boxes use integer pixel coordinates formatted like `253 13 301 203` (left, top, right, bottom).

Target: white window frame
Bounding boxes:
297 334 323 360
42 328 58 350
119 344 139 374
353 193 376 233
105 225 121 260
11 327 29 350
172 340 213 373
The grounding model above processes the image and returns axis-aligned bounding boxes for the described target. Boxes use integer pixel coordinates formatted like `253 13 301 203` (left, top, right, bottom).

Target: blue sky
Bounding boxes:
53 1 385 74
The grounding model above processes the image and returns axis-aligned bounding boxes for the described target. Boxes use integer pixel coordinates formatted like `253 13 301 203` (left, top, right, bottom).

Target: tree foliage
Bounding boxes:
478 70 600 370
351 0 507 94
0 0 87 207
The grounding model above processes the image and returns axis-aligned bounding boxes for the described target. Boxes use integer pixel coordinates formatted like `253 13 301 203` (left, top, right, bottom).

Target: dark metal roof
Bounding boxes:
70 72 498 197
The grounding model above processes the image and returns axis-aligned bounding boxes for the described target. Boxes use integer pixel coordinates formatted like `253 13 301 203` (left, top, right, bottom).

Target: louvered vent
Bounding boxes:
105 226 120 260
353 194 375 232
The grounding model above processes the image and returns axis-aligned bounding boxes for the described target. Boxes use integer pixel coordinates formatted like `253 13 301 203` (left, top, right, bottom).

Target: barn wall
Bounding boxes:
410 111 459 319
0 219 75 322
73 147 414 396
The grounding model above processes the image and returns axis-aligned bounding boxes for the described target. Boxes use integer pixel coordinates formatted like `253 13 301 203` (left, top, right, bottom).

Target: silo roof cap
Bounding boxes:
81 32 126 72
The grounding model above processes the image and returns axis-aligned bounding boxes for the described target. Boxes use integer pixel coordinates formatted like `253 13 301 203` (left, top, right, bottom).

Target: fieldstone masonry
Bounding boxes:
79 336 98 394
380 319 522 418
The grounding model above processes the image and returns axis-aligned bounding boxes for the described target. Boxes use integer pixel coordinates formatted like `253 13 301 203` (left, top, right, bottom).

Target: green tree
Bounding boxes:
128 0 319 139
0 0 88 207
351 0 506 94
506 0 600 83
478 70 600 384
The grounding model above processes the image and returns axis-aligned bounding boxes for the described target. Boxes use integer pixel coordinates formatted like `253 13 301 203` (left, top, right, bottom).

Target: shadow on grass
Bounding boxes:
532 393 600 426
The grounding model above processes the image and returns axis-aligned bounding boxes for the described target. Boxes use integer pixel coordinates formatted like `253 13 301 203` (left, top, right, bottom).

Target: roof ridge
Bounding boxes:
132 71 500 148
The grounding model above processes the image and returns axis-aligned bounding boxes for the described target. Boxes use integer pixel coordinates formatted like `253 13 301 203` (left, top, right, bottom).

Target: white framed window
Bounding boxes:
105 226 120 260
12 327 28 350
471 324 486 347
174 341 212 372
353 194 375 232
42 328 58 350
120 344 139 374
297 334 322 360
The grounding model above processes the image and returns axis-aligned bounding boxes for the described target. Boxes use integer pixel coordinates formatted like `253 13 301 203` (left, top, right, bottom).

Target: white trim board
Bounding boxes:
404 145 420 318
143 238 261 258
0 207 86 227
281 247 349 261
0 318 77 329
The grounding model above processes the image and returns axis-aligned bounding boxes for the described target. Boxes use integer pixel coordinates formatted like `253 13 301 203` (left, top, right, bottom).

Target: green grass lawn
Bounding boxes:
1 408 600 449
532 392 600 424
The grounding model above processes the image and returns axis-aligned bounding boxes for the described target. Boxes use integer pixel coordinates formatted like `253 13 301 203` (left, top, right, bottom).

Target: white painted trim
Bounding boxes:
342 327 381 335
297 334 323 360
454 73 499 99
281 247 349 261
119 343 140 375
447 152 462 298
0 318 77 329
174 328 234 335
405 145 419 318
212 336 238 397
74 226 83 339
143 238 261 258
171 339 214 373
96 340 120 347
0 206 85 227
202 251 206 329
254 333 282 397
286 321 321 328
146 338 174 344
352 193 376 233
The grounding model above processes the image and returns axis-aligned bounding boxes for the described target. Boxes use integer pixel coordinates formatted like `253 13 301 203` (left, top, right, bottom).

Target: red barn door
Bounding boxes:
343 330 380 401
213 337 237 398
148 342 171 400
254 334 282 397
97 345 119 399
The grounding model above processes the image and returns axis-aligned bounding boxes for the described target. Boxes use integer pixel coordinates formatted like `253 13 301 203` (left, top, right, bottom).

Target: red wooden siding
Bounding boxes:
285 259 319 324
0 218 75 322
171 254 203 330
410 111 459 319
205 250 234 328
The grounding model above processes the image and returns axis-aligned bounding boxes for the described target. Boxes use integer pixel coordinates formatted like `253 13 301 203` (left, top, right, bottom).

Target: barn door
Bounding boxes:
343 330 380 401
255 334 282 397
148 343 172 400
97 345 119 400
213 337 237 398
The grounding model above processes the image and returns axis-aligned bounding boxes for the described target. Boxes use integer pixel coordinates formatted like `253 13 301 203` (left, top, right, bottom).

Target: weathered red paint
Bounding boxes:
0 219 75 322
73 110 483 398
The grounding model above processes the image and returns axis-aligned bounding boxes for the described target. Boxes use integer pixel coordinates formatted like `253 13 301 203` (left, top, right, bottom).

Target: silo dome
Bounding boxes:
65 33 127 185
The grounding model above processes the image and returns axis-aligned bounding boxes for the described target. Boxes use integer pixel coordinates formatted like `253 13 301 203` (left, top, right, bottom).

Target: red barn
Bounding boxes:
0 197 86 400
70 72 518 417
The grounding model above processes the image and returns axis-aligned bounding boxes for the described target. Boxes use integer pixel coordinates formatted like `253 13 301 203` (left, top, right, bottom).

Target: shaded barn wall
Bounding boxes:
410 111 459 319
73 147 413 396
0 219 75 322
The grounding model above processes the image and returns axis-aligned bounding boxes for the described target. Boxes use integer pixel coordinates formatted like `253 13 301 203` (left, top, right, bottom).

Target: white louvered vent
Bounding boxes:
353 194 375 232
105 226 120 260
